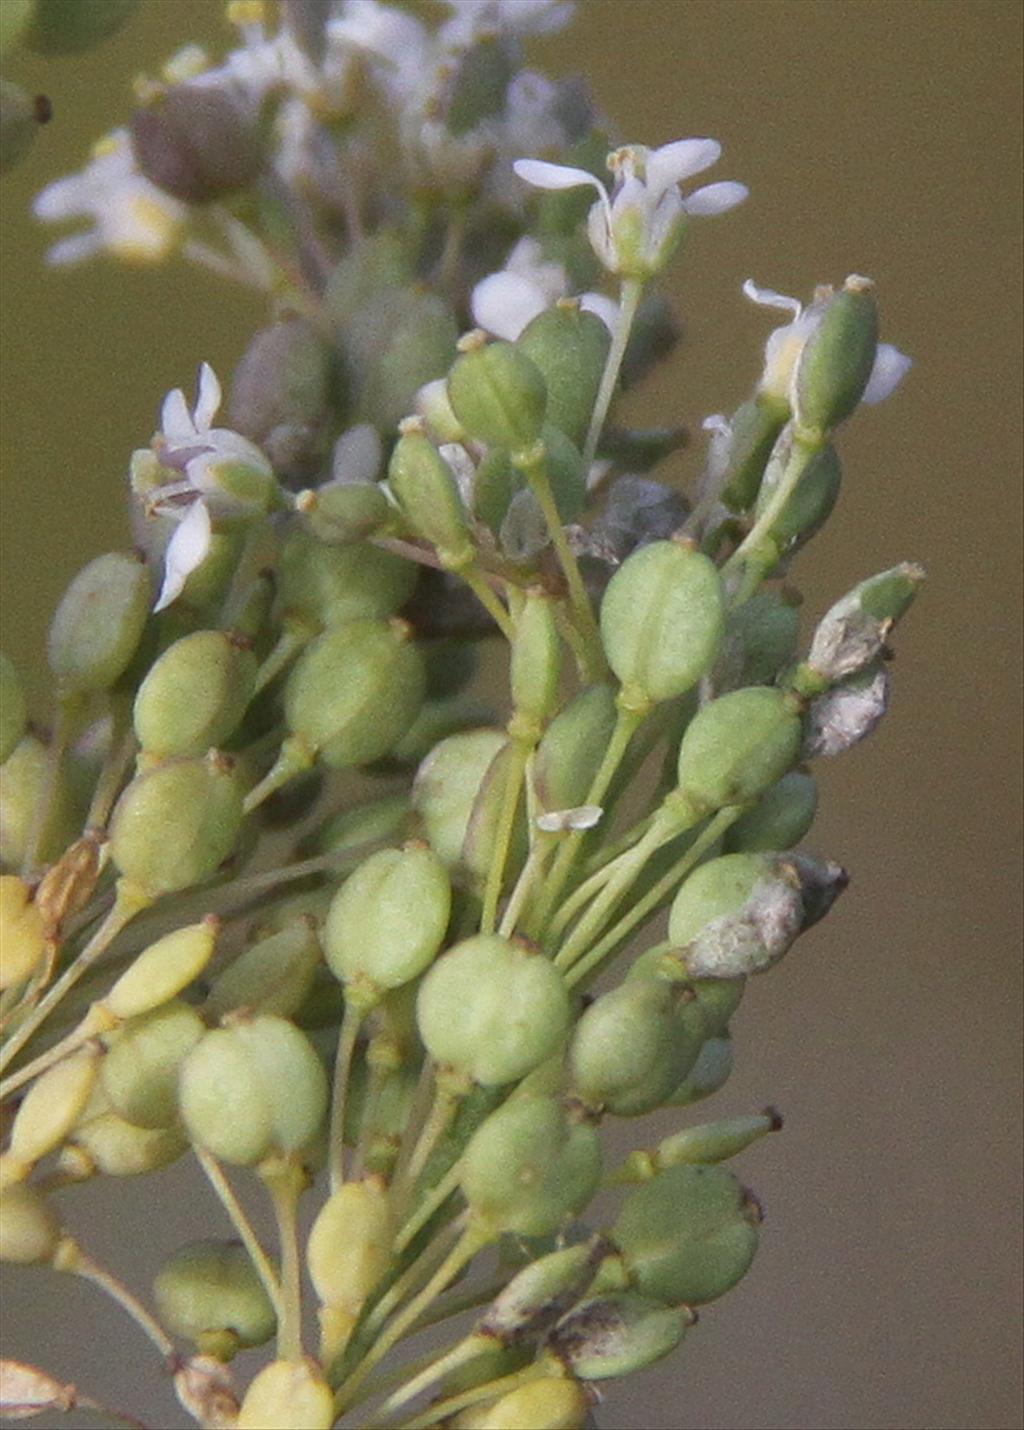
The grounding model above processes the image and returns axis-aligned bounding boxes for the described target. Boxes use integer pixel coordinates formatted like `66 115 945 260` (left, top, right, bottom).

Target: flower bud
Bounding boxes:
461 1095 601 1237
724 771 818 852
324 845 450 1001
284 620 425 769
0 735 78 868
307 1179 393 1361
469 1378 591 1430
133 630 256 760
237 1359 334 1430
110 751 245 897
179 1015 327 1166
600 540 724 708
278 530 417 631
104 918 219 1021
0 876 46 992
609 1164 760 1304
714 591 800 692
802 664 889 759
568 979 704 1117
0 1183 61 1264
204 919 320 1021
0 653 27 765
676 687 802 814
547 1293 693 1379
59 1111 186 1178
511 590 563 729
666 1034 733 1106
718 397 789 512
297 481 390 546
4 1047 100 1179
227 318 334 482
387 427 474 566
47 552 150 694
803 563 924 685
412 727 506 869
417 936 569 1086
102 999 205 1129
154 1240 276 1360
517 303 611 447
448 337 547 452
131 85 262 205
634 1110 782 1174
533 685 618 814
794 276 879 434
25 0 138 53
480 1243 600 1344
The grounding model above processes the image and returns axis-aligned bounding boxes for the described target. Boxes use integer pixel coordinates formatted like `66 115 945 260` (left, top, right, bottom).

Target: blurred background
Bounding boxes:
1 2 1021 1427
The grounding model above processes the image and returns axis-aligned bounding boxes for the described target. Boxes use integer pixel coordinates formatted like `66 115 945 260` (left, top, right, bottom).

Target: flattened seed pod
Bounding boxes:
517 302 610 447
154 1239 276 1360
677 686 802 814
48 551 150 694
133 629 256 759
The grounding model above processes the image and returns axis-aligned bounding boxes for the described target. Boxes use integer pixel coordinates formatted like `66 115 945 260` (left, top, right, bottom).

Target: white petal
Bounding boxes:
332 423 382 484
439 443 477 507
513 158 606 197
536 804 603 833
646 138 721 194
194 363 222 430
472 271 548 341
861 342 913 405
684 181 749 216
154 500 212 612
33 175 90 221
579 291 618 331
702 413 731 436
742 278 803 315
161 386 195 442
45 233 103 266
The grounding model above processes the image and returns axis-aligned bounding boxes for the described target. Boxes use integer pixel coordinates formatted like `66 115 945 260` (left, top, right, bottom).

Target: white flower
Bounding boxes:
327 0 431 105
743 278 912 409
471 236 617 341
514 137 748 278
440 0 575 47
154 498 213 613
33 130 187 266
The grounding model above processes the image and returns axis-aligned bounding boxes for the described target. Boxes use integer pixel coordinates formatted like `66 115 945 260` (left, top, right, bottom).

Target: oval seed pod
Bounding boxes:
479 1242 599 1344
0 735 78 869
448 337 547 452
517 302 610 448
131 85 262 205
666 1033 734 1107
104 918 219 1021
417 935 570 1087
133 630 256 759
178 1014 328 1166
0 1183 62 1264
610 1163 760 1305
468 1378 590 1430
511 590 563 729
642 1110 782 1173
60 1111 186 1178
533 685 618 814
204 920 320 1021
676 687 802 815
0 653 27 764
387 427 474 566
307 1179 393 1361
626 949 746 1036
461 1095 601 1238
724 771 818 852
715 591 800 692
568 979 703 1117
794 276 879 434
278 529 417 631
237 1359 334 1430
4 1047 100 1177
154 1240 276 1360
102 999 205 1129
298 481 390 546
411 728 507 868
762 442 842 554
109 751 245 897
0 875 46 992
25 0 138 52
284 620 425 769
227 317 334 482
47 551 150 694
600 541 724 707
324 845 451 999
547 1294 693 1381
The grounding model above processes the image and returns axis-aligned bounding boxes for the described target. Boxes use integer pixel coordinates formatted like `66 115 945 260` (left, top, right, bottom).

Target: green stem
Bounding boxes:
498 836 552 939
242 734 315 814
582 275 644 473
380 1332 489 1417
721 427 825 605
84 696 137 832
459 565 515 641
193 1145 283 1322
0 1013 108 1101
480 740 530 935
329 1003 367 1193
393 1083 462 1219
253 624 312 696
393 1159 464 1256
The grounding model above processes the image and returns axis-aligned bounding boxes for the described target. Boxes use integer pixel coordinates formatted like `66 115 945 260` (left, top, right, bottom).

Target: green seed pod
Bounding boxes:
297 481 390 546
715 591 800 691
610 1164 760 1304
456 737 530 893
25 0 138 52
387 427 474 566
719 396 790 513
0 655 26 765
417 935 570 1086
306 791 412 857
724 771 818 852
389 694 497 767
547 1293 693 1380
237 1360 335 1430
59 1111 186 1178
803 562 925 685
325 229 415 327
411 727 506 869
278 529 417 631
641 1109 782 1174
154 1239 276 1361
627 949 746 1035
448 337 547 452
0 0 33 55
228 317 334 483
677 687 802 814
533 685 618 814
517 302 611 448
0 1183 62 1264
479 1242 600 1344
600 540 724 707
133 630 256 760
104 918 219 1020
511 590 563 729
0 734 78 868
0 80 46 174
102 1000 205 1129
802 664 889 760
568 979 704 1117
761 442 842 554
527 425 587 523
794 276 879 434
356 290 459 433
307 1179 393 1361
666 1033 733 1106
461 1095 601 1237
131 86 261 205
47 552 150 695
324 845 451 999
109 751 245 897
467 1378 590 1430
178 1014 328 1166
285 620 425 769
5 1047 100 1176
204 920 320 1021
473 447 521 535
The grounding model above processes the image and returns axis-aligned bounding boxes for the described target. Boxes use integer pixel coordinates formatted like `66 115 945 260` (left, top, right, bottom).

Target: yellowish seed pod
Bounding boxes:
0 1182 62 1264
0 875 47 991
237 1359 335 1430
307 1179 394 1363
466 1377 589 1430
4 1047 101 1179
103 917 219 1021
59 1110 187 1179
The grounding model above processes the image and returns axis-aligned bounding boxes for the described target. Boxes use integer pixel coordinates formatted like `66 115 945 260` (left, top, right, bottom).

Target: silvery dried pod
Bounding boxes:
606 1163 760 1305
154 1239 276 1361
236 1360 334 1430
596 477 690 562
801 562 925 687
25 0 138 52
0 1183 62 1264
516 302 610 447
793 275 879 434
546 1293 694 1380
102 999 205 1129
802 663 890 759
0 653 26 765
227 318 336 484
461 1095 601 1238
724 770 818 852
133 629 257 760
0 80 49 173
448 335 548 452
676 686 803 816
131 84 263 204
48 551 150 695
0 735 78 868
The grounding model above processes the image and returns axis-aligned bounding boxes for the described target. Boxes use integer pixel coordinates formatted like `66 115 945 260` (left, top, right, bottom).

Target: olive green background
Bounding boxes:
1 1 1021 1427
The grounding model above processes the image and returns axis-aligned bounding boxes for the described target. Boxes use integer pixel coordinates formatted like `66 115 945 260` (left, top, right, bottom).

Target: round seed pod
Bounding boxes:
228 317 334 483
724 771 817 852
600 540 724 707
109 751 245 897
0 875 46 992
102 999 205 1129
278 530 417 631
0 1183 62 1264
547 1293 693 1381
411 727 507 868
666 1033 733 1106
0 734 78 868
568 979 704 1117
154 1240 276 1360
324 845 451 999
417 935 570 1086
59 1111 186 1178
517 302 611 447
0 653 27 763
307 1179 393 1361
461 1095 601 1237
131 85 262 205
179 1014 327 1166
387 428 474 566
794 276 879 434
298 481 390 546
610 1163 760 1305
533 685 618 814
104 918 219 1021
676 687 802 815
467 1378 590 1430
133 630 256 759
285 620 425 770
25 0 138 52
48 551 150 694
448 337 547 451
204 920 320 1021
237 1359 334 1430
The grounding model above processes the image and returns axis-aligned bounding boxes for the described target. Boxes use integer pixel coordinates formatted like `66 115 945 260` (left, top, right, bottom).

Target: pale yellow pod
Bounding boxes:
307 1179 393 1364
466 1377 589 1430
5 1046 101 1176
0 875 47 991
237 1359 335 1430
103 917 219 1020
